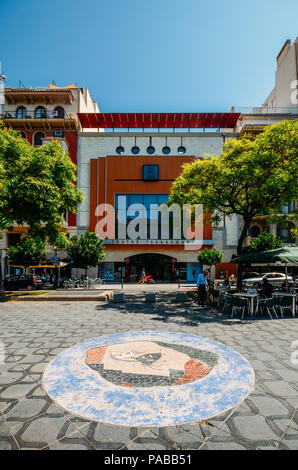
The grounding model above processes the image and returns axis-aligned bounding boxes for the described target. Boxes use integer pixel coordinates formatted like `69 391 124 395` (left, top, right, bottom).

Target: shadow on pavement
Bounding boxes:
95 293 246 327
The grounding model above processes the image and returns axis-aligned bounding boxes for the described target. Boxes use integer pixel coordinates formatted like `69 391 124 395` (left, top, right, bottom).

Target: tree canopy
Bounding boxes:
197 248 223 270
169 120 298 256
0 124 83 245
67 232 105 272
249 231 283 252
7 236 46 268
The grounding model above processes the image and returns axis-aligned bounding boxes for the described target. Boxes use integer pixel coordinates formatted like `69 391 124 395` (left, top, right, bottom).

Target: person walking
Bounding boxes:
196 270 209 308
138 267 146 284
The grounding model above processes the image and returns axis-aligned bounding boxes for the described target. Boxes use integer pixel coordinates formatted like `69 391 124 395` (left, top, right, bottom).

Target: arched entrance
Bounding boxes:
126 253 176 283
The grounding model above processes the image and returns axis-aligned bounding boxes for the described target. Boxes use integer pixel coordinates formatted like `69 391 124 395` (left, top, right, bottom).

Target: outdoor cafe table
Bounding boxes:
232 292 259 317
272 292 296 318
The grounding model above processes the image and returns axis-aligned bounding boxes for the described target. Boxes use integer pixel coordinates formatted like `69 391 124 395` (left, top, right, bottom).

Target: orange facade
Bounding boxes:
89 155 213 242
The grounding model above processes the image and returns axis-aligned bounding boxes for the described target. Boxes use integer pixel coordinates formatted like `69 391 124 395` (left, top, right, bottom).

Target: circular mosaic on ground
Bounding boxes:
43 331 255 427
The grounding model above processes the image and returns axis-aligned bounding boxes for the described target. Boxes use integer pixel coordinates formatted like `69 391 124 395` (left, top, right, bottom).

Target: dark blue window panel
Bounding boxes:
143 165 159 180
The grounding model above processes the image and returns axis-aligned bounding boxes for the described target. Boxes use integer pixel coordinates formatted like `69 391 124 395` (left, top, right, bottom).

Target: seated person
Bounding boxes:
261 278 274 298
281 279 291 292
221 278 230 291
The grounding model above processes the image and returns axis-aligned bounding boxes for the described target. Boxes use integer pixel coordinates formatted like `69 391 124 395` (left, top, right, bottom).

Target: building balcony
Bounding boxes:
5 88 74 105
231 106 298 135
232 106 298 115
1 110 78 130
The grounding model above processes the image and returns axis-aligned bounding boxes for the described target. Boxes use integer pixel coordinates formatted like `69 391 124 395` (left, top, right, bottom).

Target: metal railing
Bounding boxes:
233 106 298 115
3 110 75 120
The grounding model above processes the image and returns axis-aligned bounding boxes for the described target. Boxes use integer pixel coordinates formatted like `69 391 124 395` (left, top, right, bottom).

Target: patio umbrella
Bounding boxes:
231 245 298 265
231 245 298 290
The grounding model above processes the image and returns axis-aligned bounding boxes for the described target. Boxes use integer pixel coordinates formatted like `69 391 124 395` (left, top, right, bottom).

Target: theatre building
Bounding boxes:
76 112 240 282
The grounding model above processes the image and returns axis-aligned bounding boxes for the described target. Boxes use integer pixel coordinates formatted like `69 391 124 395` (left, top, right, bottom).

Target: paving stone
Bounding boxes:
5 398 48 421
263 381 297 398
1 382 36 400
0 372 25 385
126 430 170 450
273 368 298 382
233 415 279 441
164 425 204 448
202 440 249 450
248 396 290 417
19 416 64 447
79 421 134 449
0 439 13 450
282 440 298 450
273 418 298 437
44 433 93 450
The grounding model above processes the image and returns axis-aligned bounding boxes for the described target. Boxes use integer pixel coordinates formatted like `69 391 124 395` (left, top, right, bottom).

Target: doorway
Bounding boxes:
128 253 175 282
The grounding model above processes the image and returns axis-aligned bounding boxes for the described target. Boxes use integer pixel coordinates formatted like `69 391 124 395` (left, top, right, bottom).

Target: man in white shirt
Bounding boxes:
196 270 209 307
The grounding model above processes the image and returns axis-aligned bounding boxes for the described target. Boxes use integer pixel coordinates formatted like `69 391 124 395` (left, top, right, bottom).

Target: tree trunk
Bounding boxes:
236 217 251 291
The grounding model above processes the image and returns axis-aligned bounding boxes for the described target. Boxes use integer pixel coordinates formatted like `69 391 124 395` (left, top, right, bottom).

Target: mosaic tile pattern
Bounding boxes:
86 341 218 387
42 331 255 426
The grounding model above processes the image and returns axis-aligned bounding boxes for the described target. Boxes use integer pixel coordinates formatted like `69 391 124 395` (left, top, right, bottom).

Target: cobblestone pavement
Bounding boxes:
0 294 297 450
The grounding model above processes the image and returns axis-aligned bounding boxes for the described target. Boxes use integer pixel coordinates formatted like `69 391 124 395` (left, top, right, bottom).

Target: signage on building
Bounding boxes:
104 239 213 245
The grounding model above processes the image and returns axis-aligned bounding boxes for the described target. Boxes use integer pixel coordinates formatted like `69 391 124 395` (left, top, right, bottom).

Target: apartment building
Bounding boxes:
0 85 99 276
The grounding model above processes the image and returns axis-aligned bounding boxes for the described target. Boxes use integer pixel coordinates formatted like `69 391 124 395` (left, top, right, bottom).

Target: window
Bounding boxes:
115 194 169 211
162 146 171 155
131 146 140 155
250 225 261 238
146 146 155 155
277 222 295 243
115 194 173 239
16 106 27 118
116 146 125 155
53 130 64 137
177 146 186 155
282 202 295 214
20 131 27 140
35 106 47 119
143 165 159 180
33 131 45 146
7 233 21 247
54 106 65 118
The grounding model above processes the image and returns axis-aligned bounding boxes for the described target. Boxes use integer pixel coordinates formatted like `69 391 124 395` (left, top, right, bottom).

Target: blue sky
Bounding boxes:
1 0 297 112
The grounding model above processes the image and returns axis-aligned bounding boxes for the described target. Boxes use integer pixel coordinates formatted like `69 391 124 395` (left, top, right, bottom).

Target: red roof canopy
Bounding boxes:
77 112 240 129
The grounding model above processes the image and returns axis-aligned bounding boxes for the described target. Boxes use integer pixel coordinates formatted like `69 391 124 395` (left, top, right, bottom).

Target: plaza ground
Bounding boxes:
0 293 298 450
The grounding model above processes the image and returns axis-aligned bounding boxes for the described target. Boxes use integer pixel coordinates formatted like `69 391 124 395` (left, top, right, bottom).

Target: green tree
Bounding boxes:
67 232 105 276
169 120 298 288
7 236 46 270
250 231 283 252
0 124 83 294
197 248 223 274
291 225 298 241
